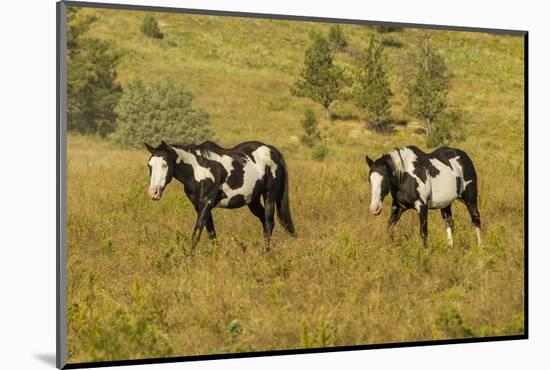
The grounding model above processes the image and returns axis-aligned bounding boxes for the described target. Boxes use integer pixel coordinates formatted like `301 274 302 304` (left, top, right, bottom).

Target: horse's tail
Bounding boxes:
274 151 296 236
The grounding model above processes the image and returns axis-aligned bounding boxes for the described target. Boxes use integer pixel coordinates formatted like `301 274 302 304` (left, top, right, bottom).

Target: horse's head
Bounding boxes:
365 154 392 216
145 141 177 201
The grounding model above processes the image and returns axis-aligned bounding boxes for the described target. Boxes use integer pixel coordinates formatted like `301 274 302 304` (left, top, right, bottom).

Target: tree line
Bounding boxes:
67 10 460 151
292 25 460 149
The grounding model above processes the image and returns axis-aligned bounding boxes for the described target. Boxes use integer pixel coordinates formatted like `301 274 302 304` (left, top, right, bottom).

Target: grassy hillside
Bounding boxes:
82 7 524 160
66 7 525 363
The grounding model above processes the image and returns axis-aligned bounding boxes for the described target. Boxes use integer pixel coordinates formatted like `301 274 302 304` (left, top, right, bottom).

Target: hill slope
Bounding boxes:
81 7 524 163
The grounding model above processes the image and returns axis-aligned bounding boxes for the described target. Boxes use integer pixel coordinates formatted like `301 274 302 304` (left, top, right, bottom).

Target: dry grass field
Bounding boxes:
66 7 525 363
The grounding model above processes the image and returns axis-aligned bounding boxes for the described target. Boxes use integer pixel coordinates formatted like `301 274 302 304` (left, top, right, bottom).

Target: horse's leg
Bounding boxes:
205 214 216 240
248 198 267 237
470 205 482 245
195 205 216 239
440 205 454 247
418 205 429 247
388 205 404 241
263 197 276 254
190 202 214 254
465 200 481 245
460 186 482 245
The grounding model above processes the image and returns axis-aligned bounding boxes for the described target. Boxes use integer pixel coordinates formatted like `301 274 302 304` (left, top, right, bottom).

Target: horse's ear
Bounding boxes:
365 155 374 168
160 140 167 147
145 142 155 154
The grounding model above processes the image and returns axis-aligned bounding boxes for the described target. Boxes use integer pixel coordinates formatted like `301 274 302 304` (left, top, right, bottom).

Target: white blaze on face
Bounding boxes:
148 156 168 199
370 172 384 215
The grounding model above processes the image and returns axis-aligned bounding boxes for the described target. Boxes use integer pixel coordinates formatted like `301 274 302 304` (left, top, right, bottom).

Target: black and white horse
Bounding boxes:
365 146 481 247
145 140 295 253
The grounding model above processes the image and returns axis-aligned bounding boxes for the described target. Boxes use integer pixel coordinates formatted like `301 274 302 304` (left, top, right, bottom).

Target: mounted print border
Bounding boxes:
57 1 528 368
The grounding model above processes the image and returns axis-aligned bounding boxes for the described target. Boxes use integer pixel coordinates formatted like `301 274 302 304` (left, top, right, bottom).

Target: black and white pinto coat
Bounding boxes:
145 140 295 253
366 146 481 247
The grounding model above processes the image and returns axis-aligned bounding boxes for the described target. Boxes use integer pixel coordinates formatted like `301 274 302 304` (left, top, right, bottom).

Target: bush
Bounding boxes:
228 319 243 342
426 110 466 148
312 144 329 162
141 14 163 39
300 109 321 147
112 78 213 148
67 279 173 361
435 305 476 338
381 37 403 48
368 119 396 135
328 24 348 50
426 118 453 148
376 25 402 33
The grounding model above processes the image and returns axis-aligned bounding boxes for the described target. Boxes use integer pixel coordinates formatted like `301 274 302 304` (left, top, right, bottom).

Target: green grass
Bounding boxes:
66 7 524 363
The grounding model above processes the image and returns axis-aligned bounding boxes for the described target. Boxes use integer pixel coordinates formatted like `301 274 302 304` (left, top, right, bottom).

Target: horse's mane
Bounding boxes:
388 148 406 177
169 141 218 157
195 141 224 159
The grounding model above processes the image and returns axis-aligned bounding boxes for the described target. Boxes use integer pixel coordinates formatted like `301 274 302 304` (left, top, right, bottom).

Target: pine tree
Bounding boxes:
352 35 393 129
405 32 451 137
300 109 321 147
291 34 348 119
66 7 96 55
328 24 348 50
67 8 122 136
140 14 163 39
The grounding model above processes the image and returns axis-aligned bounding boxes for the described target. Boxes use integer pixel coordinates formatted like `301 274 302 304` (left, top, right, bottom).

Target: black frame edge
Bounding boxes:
523 32 529 338
62 335 527 369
